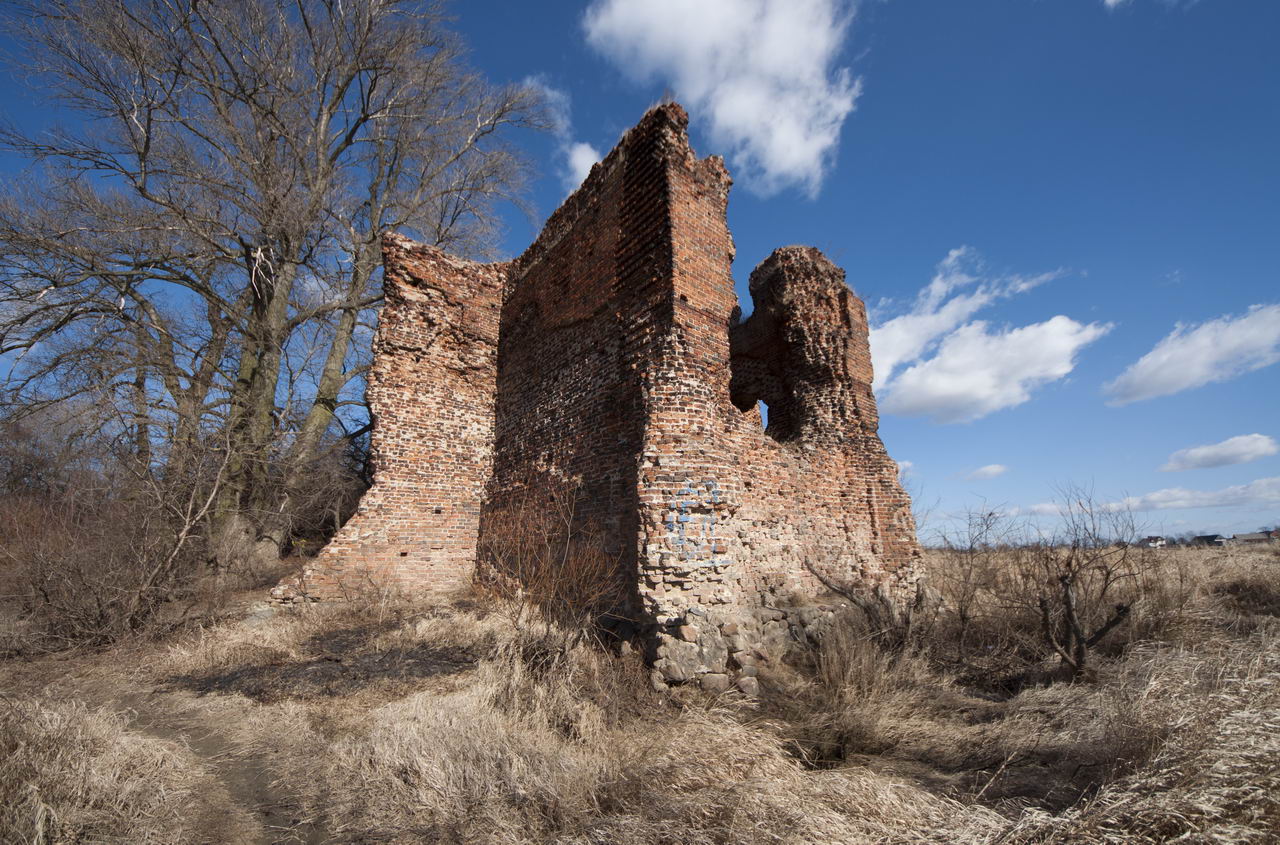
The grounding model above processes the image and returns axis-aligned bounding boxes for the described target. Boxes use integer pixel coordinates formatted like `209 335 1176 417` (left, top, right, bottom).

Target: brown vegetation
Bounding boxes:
0 697 199 843
1 541 1277 844
475 478 635 647
0 419 295 655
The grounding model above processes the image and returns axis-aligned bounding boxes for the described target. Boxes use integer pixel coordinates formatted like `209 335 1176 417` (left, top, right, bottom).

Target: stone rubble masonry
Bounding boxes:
273 103 923 685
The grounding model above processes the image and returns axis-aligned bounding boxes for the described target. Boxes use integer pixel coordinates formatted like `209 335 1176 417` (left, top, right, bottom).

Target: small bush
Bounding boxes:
925 515 1278 686
0 492 211 652
476 476 633 651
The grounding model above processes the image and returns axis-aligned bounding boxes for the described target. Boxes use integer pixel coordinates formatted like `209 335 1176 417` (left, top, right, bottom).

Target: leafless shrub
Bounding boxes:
931 507 1032 661
923 488 1160 684
0 425 235 653
1019 486 1150 679
475 478 632 656
1 493 209 652
0 402 364 654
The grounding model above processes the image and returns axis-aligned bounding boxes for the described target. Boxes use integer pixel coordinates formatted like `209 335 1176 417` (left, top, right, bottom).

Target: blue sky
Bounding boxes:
450 0 1279 540
3 0 1277 540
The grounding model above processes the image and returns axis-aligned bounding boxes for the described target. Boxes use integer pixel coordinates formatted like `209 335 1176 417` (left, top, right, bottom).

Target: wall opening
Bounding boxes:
728 291 799 444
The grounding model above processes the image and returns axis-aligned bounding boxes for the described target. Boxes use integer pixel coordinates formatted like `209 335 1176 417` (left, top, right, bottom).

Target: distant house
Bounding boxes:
1233 532 1275 545
1192 534 1228 547
1139 536 1167 549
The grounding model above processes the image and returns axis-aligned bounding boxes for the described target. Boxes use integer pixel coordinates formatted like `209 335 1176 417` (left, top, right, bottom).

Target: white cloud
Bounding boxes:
966 464 1008 480
869 247 1062 386
531 77 572 137
878 316 1111 424
1103 0 1200 9
1104 304 1280 405
565 142 602 188
1027 502 1063 516
583 0 859 197
525 77 602 193
1114 476 1280 511
1161 434 1279 471
896 460 914 480
869 248 1105 424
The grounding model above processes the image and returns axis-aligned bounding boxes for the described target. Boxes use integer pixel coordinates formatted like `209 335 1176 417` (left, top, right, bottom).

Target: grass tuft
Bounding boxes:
0 697 198 844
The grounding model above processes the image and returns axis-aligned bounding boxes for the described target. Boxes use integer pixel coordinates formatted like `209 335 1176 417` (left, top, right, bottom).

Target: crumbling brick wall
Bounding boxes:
482 109 669 588
283 239 505 599
276 103 922 688
631 115 920 687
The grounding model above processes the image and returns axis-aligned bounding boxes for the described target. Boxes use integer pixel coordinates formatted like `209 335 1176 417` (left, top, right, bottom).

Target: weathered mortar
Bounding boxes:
275 103 922 687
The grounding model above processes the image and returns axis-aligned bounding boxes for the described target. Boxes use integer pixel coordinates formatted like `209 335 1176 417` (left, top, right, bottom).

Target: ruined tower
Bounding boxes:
275 104 922 687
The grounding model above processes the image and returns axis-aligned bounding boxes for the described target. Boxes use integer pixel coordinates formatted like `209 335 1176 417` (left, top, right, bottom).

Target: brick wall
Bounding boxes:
481 107 674 596
277 237 505 599
278 103 922 688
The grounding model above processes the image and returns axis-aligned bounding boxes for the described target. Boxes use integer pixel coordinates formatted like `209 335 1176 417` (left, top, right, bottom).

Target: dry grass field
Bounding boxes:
2 544 1278 844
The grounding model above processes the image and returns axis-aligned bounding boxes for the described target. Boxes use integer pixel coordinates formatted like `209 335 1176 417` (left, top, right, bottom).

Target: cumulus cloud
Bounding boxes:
877 316 1111 424
583 0 859 197
564 142 602 187
1104 304 1280 405
869 249 1106 424
870 247 1063 386
525 77 603 192
966 464 1008 480
896 460 914 480
1113 477 1280 511
1161 434 1279 472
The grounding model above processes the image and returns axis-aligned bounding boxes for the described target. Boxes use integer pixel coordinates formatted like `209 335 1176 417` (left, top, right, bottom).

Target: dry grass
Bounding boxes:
1004 635 1280 843
924 544 1280 680
0 545 1277 843
0 696 199 844
758 613 1276 814
307 635 1006 844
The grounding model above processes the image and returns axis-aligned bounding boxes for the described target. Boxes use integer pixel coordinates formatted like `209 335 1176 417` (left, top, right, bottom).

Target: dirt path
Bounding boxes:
106 689 325 845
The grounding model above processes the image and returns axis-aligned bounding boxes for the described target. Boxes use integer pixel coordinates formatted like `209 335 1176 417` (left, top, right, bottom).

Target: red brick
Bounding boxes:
274 104 923 680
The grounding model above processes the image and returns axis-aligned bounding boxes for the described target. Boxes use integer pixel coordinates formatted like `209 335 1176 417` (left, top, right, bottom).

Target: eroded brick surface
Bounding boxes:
275 104 922 683
278 237 506 599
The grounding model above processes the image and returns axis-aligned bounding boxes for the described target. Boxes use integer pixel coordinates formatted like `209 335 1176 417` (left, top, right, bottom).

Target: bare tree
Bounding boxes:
0 0 542 565
934 505 1019 659
1027 484 1146 679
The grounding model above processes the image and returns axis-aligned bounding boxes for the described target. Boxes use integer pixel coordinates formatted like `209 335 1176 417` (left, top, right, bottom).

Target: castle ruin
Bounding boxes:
274 104 922 689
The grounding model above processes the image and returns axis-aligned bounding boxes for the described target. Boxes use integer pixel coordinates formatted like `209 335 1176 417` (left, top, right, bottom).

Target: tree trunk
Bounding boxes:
214 250 299 567
290 253 375 469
